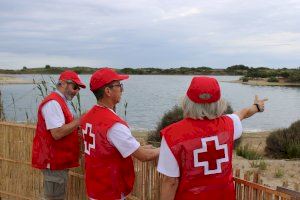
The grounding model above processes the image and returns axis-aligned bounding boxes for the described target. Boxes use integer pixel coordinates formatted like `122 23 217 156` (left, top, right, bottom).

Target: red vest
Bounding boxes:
32 92 80 170
162 116 235 200
81 105 135 200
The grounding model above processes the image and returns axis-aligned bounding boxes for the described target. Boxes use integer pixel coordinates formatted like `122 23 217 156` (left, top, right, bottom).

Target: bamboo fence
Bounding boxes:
0 121 297 200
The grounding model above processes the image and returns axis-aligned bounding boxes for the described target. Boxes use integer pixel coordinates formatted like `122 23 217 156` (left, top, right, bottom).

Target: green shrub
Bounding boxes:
147 103 234 145
236 144 262 160
274 168 284 178
147 105 183 146
267 77 279 82
241 77 249 82
266 120 300 159
287 72 300 82
250 160 267 170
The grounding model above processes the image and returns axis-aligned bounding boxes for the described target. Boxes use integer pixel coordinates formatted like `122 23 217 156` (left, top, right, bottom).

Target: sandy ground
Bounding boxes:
133 131 300 191
233 132 300 191
0 74 33 84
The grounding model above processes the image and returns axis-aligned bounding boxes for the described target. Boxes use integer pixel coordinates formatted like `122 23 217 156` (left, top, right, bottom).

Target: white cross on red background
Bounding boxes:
82 123 95 155
193 135 229 175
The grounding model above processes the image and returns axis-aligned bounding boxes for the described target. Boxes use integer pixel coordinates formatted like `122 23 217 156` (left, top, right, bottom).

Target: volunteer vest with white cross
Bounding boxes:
81 105 135 200
161 116 235 200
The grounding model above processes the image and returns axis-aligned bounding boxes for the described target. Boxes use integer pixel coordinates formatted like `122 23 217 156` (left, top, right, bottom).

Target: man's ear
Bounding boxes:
58 80 67 89
104 87 111 97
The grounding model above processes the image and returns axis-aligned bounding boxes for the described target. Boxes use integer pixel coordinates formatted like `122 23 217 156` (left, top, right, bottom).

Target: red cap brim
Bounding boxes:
73 80 86 88
115 74 129 81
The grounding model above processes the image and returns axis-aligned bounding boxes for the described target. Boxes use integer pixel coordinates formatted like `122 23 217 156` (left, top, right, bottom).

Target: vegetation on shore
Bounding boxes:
229 65 300 83
266 120 300 159
0 65 299 82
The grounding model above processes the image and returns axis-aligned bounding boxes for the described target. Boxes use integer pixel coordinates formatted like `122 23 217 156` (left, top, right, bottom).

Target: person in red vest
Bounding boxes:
158 76 268 200
81 68 160 200
32 70 86 200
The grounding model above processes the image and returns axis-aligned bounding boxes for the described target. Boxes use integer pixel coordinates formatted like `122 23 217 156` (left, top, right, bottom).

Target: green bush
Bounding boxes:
240 77 249 82
267 77 279 82
287 71 300 82
147 105 183 146
236 144 262 160
274 168 284 178
266 120 300 159
250 160 267 170
147 103 234 146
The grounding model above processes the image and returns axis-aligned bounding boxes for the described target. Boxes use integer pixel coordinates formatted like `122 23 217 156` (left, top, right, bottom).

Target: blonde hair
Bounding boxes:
182 95 228 120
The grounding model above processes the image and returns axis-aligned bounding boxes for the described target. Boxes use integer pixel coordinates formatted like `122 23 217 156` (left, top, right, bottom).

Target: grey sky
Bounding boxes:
0 0 299 69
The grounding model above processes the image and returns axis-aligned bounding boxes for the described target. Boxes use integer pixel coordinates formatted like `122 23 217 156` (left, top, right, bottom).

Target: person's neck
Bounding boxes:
98 99 115 110
56 88 67 100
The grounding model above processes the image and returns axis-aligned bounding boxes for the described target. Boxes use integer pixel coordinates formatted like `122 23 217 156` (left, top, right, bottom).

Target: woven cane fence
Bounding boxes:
0 121 295 200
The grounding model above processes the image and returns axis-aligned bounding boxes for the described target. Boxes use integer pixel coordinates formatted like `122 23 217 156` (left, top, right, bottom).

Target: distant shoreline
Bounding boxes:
224 79 300 87
0 74 33 84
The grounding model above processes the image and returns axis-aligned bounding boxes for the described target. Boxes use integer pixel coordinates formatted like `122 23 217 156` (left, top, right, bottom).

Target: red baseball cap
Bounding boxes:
59 70 86 88
186 77 221 103
90 67 129 91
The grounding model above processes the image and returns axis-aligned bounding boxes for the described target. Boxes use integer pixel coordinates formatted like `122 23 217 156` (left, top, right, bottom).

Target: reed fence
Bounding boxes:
0 121 297 200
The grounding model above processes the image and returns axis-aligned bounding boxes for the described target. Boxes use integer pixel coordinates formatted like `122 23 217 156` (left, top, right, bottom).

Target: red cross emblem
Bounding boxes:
193 136 229 175
82 123 95 155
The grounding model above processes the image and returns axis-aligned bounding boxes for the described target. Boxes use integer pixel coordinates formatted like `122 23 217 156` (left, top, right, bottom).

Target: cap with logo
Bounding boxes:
186 77 221 104
90 67 129 92
59 70 86 88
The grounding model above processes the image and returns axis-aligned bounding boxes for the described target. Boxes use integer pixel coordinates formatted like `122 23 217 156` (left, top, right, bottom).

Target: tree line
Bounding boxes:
1 64 300 82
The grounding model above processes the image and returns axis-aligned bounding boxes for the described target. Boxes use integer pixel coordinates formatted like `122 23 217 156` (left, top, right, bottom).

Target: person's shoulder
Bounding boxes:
225 114 241 122
42 99 61 109
161 119 187 135
111 122 129 132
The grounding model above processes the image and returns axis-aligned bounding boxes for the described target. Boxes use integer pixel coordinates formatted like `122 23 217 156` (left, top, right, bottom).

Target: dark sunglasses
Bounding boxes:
66 80 80 90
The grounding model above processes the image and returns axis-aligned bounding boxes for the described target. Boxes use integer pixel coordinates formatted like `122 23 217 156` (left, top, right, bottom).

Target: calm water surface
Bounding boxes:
1 74 300 132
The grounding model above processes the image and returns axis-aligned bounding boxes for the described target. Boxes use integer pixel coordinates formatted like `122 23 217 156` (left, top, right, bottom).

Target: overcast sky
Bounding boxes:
0 0 300 69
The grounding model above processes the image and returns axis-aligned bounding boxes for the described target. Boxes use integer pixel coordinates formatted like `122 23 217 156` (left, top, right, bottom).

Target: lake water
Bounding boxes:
1 74 300 132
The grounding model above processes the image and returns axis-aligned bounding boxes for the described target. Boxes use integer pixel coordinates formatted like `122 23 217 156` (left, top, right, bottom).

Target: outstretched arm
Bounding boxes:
234 95 268 121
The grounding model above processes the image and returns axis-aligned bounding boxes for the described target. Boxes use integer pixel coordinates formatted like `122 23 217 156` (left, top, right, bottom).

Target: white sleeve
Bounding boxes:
157 137 180 177
41 100 65 130
226 114 243 140
107 123 140 158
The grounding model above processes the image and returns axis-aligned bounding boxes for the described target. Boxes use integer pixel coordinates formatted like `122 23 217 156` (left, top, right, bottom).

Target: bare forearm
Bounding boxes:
144 148 160 161
161 176 178 200
235 95 268 121
235 104 258 121
51 118 80 140
132 146 160 162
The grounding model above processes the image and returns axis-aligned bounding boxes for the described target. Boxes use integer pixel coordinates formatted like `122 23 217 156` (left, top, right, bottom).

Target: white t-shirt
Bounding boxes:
41 91 76 130
157 114 243 177
103 107 140 158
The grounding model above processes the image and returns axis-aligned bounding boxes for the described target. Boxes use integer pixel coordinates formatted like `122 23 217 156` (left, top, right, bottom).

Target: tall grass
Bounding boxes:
0 90 5 120
236 144 263 160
